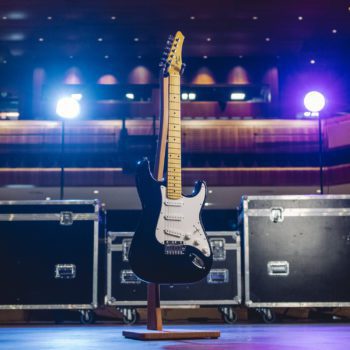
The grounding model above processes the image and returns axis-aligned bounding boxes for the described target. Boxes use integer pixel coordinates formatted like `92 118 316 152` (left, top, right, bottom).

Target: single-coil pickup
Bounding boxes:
164 229 182 238
164 200 183 207
164 215 183 221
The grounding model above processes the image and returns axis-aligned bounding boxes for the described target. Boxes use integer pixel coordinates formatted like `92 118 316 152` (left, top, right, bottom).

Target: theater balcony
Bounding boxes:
1 113 350 226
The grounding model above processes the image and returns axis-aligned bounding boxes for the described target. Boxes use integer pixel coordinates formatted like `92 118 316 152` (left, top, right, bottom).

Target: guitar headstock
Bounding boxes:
159 31 185 76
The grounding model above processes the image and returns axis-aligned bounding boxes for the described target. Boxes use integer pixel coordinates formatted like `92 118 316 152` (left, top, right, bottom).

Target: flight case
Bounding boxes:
0 200 101 321
240 195 350 310
105 231 241 324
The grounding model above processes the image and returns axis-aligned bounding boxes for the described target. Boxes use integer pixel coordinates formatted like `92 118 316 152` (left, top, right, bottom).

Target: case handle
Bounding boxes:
267 261 289 276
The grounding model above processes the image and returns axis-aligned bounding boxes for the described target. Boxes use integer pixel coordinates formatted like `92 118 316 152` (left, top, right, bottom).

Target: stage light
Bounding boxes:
125 93 135 100
230 92 246 100
188 93 196 100
56 97 80 119
303 91 325 113
181 93 188 100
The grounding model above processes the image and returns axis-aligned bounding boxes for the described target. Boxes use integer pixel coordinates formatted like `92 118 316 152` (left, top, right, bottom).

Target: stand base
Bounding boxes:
123 329 221 341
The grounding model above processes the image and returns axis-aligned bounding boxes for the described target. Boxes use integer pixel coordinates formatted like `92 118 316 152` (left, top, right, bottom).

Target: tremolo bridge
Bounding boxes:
164 241 186 255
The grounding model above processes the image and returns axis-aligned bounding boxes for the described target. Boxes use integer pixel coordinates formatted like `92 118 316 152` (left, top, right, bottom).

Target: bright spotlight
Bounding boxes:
56 97 80 119
188 93 196 100
125 93 135 100
230 92 246 101
304 91 325 113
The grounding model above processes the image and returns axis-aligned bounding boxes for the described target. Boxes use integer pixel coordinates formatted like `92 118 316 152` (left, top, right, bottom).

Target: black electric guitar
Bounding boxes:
128 31 213 284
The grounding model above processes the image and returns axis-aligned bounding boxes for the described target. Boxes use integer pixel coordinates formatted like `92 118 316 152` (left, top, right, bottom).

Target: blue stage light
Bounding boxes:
56 97 80 119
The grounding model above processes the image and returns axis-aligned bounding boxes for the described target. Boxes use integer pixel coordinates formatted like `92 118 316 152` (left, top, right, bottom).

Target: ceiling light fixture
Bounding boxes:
332 29 337 34
188 93 196 100
190 16 195 20
47 16 52 20
206 37 211 42
134 37 139 42
231 92 246 101
38 37 44 42
98 37 103 42
181 93 188 100
265 37 271 42
203 55 208 59
298 16 303 21
111 16 116 20
310 59 316 64
252 16 258 20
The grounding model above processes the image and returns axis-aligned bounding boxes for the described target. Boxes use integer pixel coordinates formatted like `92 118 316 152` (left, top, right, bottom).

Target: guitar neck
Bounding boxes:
166 73 182 200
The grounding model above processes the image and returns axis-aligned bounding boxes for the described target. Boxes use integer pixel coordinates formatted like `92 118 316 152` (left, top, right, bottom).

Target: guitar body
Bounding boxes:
129 159 213 283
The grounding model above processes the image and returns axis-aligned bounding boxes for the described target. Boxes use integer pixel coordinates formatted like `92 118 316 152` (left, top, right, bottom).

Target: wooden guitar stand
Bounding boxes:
123 73 220 341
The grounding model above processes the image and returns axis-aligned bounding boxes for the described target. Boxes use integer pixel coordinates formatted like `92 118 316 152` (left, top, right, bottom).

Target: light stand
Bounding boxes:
318 114 324 194
56 96 81 199
303 91 326 195
60 119 65 200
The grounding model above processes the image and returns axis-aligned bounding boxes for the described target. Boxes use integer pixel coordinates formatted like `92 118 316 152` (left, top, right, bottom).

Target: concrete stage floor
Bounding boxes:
0 324 349 349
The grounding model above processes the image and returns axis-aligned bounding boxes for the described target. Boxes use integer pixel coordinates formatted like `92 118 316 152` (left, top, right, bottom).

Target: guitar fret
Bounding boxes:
167 73 182 200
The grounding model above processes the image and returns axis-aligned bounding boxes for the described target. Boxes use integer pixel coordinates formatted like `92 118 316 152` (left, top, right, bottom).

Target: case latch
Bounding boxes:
55 264 76 279
122 239 132 262
60 211 73 225
270 207 284 223
209 238 226 261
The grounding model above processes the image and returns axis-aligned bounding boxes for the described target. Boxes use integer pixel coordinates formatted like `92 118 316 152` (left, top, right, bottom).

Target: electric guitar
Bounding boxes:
128 31 213 283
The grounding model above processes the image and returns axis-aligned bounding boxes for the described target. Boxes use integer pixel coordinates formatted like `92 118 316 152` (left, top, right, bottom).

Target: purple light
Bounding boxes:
303 91 325 113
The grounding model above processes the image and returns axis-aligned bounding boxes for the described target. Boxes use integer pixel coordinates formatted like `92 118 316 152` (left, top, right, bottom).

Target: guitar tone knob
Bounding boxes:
184 234 190 240
193 240 199 246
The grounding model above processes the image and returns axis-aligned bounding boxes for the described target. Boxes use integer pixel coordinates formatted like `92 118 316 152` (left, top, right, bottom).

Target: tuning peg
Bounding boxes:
166 40 173 46
168 35 174 40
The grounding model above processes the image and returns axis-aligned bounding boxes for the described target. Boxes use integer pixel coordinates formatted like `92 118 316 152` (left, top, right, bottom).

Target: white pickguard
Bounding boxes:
155 184 211 257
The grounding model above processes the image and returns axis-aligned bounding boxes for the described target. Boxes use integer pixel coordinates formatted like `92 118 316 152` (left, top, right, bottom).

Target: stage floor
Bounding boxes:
0 323 349 349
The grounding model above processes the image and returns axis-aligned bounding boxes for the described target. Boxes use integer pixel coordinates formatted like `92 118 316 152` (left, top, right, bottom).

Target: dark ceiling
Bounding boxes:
0 0 349 63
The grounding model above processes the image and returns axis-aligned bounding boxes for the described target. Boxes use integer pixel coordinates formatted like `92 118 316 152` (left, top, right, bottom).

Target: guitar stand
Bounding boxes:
122 283 220 340
123 43 220 340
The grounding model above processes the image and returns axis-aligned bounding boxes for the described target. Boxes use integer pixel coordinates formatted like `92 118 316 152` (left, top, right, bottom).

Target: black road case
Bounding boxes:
105 231 241 323
240 195 350 308
0 200 100 311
